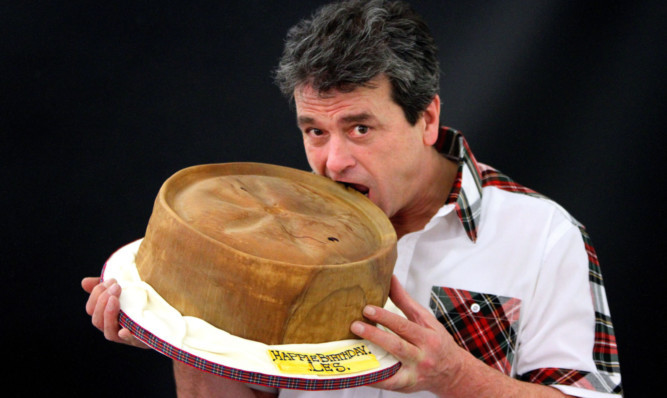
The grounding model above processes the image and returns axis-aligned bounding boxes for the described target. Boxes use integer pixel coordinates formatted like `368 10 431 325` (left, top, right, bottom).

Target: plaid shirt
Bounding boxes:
429 127 623 396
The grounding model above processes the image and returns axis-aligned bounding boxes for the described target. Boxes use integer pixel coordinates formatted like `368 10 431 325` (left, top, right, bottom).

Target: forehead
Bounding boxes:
294 77 393 119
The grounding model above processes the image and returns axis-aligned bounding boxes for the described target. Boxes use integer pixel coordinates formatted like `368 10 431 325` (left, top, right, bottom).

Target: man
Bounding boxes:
83 0 622 396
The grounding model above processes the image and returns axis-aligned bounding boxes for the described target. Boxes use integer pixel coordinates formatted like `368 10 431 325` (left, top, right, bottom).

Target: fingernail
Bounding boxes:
351 321 364 335
363 305 376 317
108 283 121 296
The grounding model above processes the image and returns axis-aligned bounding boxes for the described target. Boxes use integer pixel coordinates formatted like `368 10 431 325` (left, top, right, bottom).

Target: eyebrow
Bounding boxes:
297 112 376 127
341 113 374 124
297 116 315 127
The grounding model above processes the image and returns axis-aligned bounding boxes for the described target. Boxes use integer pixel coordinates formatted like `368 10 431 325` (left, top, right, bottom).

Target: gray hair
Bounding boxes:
274 0 439 125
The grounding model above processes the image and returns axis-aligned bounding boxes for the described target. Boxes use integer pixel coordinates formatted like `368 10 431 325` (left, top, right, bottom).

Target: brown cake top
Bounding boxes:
168 173 383 265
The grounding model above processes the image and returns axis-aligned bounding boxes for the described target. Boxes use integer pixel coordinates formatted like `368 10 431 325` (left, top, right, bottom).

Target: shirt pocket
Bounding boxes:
429 286 522 376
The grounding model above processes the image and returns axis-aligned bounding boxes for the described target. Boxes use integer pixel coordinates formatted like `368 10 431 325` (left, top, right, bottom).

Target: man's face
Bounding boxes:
294 75 436 220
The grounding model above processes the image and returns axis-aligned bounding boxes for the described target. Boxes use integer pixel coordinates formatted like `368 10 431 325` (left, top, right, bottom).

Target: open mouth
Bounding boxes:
340 182 369 197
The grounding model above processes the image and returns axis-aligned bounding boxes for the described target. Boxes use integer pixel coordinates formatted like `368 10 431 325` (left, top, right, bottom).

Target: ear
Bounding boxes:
421 94 441 146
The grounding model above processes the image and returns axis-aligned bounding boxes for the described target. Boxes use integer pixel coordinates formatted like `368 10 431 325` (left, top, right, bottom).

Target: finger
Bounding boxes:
91 281 120 330
103 292 139 347
361 304 430 348
86 279 108 317
118 328 149 349
388 275 440 329
370 370 416 392
85 278 116 316
102 286 149 349
81 277 100 293
103 294 122 342
351 317 421 361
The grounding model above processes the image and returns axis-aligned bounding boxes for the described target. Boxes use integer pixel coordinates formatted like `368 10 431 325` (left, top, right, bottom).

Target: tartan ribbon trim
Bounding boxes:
577 226 621 375
429 287 521 375
518 368 624 395
117 310 401 391
437 127 482 242
436 127 539 242
519 367 585 385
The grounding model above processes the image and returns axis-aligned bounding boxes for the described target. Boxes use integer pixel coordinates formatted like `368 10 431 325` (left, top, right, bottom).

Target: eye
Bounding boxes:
305 128 325 137
353 125 369 135
302 128 328 146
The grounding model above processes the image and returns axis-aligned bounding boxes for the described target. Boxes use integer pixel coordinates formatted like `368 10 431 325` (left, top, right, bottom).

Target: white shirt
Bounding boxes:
279 128 622 398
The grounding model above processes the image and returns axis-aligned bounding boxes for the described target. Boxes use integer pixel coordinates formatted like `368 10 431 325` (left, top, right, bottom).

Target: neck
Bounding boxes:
390 151 458 239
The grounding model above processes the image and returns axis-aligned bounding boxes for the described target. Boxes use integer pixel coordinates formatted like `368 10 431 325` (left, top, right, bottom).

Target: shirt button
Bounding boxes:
470 303 481 313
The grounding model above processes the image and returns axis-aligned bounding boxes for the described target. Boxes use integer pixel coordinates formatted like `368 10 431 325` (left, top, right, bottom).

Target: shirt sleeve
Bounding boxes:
515 213 622 397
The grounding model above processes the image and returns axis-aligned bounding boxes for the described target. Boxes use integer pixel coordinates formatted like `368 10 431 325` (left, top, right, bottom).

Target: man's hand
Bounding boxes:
82 276 148 349
350 275 465 394
350 275 568 397
83 277 279 397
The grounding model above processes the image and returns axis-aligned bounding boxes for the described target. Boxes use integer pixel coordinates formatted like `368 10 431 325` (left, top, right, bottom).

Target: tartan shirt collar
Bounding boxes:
434 126 484 242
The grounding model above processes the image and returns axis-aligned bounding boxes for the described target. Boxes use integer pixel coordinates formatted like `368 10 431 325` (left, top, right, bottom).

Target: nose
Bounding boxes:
325 135 355 179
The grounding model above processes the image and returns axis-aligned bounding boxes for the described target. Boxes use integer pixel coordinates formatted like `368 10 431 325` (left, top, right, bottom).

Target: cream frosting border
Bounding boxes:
103 239 402 380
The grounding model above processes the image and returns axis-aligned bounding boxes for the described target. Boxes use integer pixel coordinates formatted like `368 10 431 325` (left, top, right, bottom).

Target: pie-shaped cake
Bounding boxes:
135 163 397 344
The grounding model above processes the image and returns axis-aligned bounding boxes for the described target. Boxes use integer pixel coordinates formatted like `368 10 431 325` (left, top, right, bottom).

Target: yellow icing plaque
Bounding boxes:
268 343 380 376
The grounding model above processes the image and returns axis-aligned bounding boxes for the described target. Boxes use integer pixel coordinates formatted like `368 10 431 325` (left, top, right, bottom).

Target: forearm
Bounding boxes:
173 360 277 398
439 348 567 398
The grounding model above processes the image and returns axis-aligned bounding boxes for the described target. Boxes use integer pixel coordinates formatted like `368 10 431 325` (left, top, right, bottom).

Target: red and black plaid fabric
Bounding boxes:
430 287 521 375
433 127 623 395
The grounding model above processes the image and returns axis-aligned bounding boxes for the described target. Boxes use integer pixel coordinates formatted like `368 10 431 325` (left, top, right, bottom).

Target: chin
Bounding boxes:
372 201 391 217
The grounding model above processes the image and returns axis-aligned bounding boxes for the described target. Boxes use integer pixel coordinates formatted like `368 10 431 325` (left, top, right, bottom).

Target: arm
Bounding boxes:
174 361 277 398
350 275 570 397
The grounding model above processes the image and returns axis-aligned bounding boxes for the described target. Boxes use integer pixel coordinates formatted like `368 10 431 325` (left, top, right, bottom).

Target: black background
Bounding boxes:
2 1 665 396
